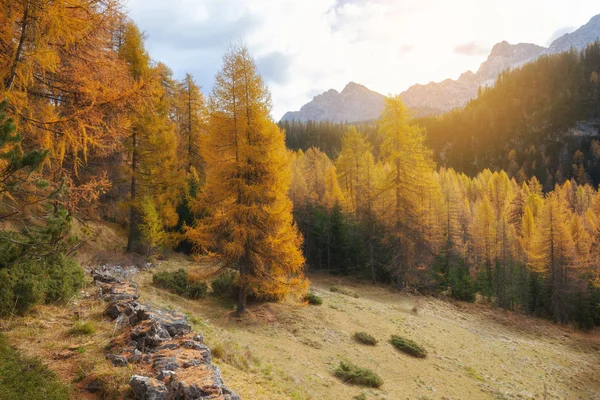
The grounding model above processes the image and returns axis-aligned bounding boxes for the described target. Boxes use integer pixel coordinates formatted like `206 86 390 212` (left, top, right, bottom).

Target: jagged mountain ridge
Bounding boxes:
281 13 600 122
281 82 386 123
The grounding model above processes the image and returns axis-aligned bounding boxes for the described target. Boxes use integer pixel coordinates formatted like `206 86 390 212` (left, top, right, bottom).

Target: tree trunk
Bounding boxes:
5 0 30 91
127 129 140 253
237 284 248 315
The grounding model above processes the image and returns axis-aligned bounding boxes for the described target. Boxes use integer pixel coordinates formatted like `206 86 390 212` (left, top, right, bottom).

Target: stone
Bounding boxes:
128 349 144 364
167 365 240 400
131 320 172 350
106 354 128 367
181 340 211 363
86 379 104 394
152 356 179 372
156 370 176 381
130 375 168 400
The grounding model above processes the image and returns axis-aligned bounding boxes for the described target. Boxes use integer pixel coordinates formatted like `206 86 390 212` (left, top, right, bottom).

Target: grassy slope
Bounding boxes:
0 332 71 400
137 257 600 400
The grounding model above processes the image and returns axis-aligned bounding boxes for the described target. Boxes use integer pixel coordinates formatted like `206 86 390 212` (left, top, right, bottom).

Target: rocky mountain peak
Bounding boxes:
281 81 386 123
547 13 600 54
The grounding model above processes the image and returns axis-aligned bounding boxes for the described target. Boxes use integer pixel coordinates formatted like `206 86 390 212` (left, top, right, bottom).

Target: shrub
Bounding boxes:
210 270 239 298
186 281 209 299
305 291 323 305
334 361 383 388
44 254 85 303
390 335 427 358
0 254 84 316
329 285 359 298
353 331 377 345
152 269 208 299
70 321 97 336
139 197 167 259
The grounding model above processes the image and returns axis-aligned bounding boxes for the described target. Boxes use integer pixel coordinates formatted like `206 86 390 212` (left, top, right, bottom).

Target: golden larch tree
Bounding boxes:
378 95 435 287
187 43 307 314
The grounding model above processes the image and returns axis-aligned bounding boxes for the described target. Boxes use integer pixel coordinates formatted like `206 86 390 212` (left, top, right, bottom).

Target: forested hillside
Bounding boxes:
288 99 600 327
421 42 600 186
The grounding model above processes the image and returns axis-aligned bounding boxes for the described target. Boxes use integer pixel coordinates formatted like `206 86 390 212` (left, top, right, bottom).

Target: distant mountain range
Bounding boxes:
280 14 600 123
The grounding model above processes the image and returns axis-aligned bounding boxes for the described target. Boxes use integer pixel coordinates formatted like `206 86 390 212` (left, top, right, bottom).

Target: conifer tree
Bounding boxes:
118 23 181 253
529 192 578 322
186 43 307 314
378 95 434 287
176 73 207 175
1 0 141 209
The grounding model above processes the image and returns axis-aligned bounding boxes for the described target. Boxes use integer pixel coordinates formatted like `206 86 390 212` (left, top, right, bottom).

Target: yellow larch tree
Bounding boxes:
1 0 141 209
379 95 435 287
529 192 578 322
186 43 307 314
118 22 182 254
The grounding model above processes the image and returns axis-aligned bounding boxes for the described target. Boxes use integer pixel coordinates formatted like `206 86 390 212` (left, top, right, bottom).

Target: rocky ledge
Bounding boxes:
93 267 239 400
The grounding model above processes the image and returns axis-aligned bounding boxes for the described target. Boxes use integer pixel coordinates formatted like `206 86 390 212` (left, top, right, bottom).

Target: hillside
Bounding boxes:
135 258 600 399
420 42 600 185
3 253 598 399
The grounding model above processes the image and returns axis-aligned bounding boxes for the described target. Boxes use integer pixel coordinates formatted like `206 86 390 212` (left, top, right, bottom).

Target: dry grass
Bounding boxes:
135 259 600 400
0 286 131 400
3 247 599 400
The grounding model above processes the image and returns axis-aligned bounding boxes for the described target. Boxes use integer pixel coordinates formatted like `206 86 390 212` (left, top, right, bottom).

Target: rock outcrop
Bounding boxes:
93 269 239 400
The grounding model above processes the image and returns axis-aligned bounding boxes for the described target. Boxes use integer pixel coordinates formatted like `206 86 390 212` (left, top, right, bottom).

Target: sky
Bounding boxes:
125 0 600 120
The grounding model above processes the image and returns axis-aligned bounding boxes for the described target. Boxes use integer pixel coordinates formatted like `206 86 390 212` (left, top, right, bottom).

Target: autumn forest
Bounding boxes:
2 0 600 325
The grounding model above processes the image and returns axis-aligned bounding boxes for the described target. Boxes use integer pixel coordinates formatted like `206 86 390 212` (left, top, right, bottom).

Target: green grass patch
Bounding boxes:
304 291 323 305
464 366 484 381
153 269 208 299
334 361 383 388
390 335 427 358
329 285 359 298
353 331 377 345
0 333 71 399
69 320 96 336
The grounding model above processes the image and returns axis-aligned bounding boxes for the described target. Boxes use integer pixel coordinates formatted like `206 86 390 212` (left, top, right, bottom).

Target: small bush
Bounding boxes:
210 270 239 298
186 281 209 299
153 269 208 299
70 320 96 336
353 331 377 345
305 291 323 305
0 254 84 316
334 361 383 388
329 285 359 298
390 335 427 358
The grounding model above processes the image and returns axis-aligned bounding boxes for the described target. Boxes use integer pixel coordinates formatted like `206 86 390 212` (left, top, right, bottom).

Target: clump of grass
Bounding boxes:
334 361 383 388
353 393 367 400
0 333 71 399
209 338 258 371
70 320 97 335
464 366 484 381
153 269 208 299
329 285 359 298
390 335 427 358
304 291 323 305
353 331 377 345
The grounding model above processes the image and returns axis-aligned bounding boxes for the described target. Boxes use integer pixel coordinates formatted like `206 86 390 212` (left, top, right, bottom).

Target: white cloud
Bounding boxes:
126 0 600 120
